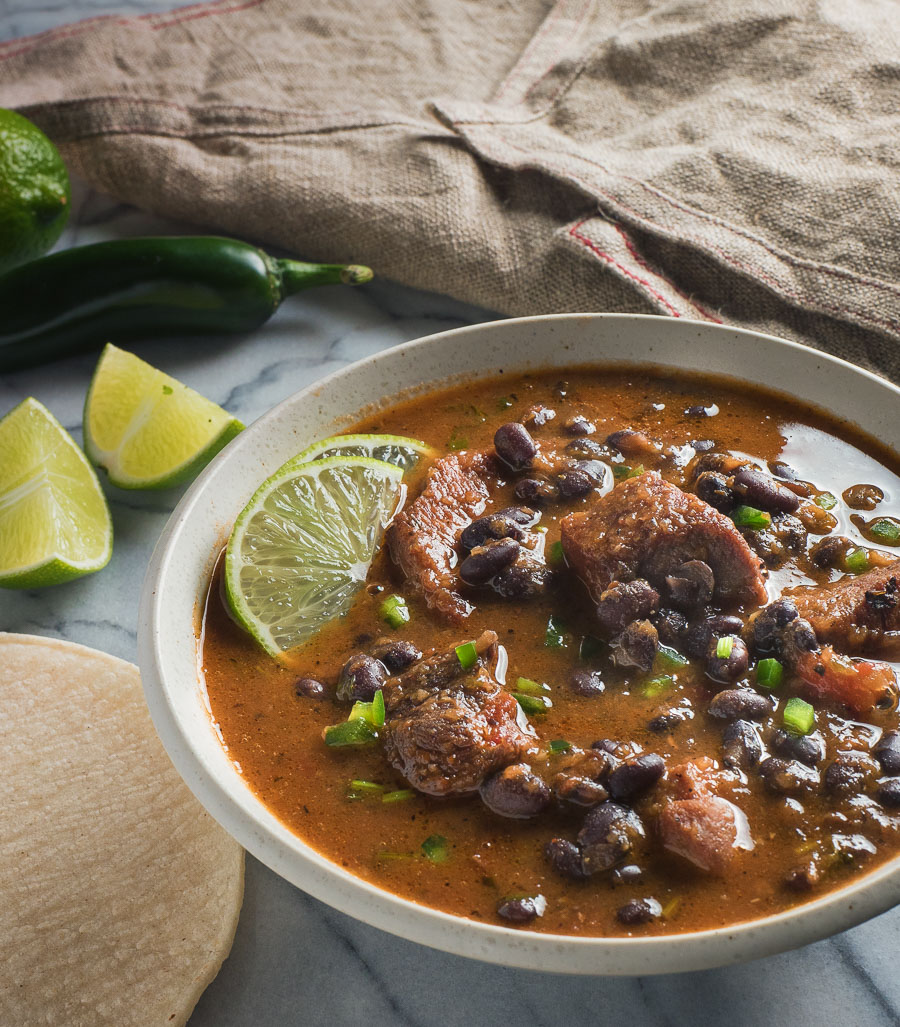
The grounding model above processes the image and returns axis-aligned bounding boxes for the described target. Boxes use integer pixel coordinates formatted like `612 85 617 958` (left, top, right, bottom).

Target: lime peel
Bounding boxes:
0 397 112 588
224 455 404 658
84 344 244 490
280 433 436 476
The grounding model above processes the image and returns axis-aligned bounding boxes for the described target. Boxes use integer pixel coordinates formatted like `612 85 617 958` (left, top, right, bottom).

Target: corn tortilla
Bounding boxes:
0 633 244 1026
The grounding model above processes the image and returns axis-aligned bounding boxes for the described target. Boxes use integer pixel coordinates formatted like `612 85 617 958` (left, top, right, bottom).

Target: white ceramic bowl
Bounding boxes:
138 313 900 975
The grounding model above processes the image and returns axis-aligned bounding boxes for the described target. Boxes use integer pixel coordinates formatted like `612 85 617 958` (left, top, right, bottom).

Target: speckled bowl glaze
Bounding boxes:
138 313 900 974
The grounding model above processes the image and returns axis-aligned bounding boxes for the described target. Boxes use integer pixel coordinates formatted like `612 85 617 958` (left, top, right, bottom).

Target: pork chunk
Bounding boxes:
657 758 754 874
789 561 900 653
560 471 767 608
387 451 498 622
381 630 535 796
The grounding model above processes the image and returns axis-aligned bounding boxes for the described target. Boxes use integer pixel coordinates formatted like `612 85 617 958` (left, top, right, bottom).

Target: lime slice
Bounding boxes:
84 344 244 489
0 397 112 588
225 455 404 657
280 433 435 475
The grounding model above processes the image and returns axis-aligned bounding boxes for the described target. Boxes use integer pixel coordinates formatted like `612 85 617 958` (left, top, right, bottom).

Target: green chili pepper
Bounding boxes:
0 236 374 371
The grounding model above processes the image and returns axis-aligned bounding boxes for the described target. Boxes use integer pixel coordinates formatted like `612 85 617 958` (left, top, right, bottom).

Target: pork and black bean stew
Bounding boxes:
202 366 900 936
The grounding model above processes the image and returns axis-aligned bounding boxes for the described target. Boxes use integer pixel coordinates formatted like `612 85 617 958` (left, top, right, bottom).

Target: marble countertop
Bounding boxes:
3 4 900 1025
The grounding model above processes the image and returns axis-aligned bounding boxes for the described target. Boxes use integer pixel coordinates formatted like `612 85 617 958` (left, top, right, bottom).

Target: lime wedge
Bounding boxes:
0 397 112 588
280 433 435 475
84 344 244 489
225 455 404 657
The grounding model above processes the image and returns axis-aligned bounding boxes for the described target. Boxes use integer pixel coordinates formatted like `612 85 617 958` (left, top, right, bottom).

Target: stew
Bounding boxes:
202 365 900 936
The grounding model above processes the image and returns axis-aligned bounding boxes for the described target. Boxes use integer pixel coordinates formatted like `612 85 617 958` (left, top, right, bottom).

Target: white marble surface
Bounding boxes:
2 3 900 1025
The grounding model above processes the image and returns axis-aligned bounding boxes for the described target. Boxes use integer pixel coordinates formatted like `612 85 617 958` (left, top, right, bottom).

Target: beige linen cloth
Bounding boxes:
1 0 898 375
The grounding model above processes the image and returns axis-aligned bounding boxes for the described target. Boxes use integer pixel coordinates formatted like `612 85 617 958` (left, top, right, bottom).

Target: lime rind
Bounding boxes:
279 433 435 476
225 455 404 658
83 344 244 490
0 397 112 589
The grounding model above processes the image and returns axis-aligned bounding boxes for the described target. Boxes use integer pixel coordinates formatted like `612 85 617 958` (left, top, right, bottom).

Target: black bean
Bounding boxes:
874 731 900 774
459 537 520 585
611 864 644 886
495 505 541 527
665 560 715 611
722 719 763 769
708 685 768 720
747 599 799 654
843 484 884 511
497 896 546 923
294 677 325 698
770 728 824 767
611 620 659 672
780 618 819 664
573 458 610 485
808 535 853 569
570 667 605 697
616 897 662 925
592 738 622 756
823 751 879 796
522 404 556 428
607 754 666 802
705 636 750 683
556 468 594 499
655 607 689 646
565 437 608 460
758 757 820 794
685 403 718 417
336 654 387 702
577 802 645 873
692 439 716 453
494 422 537 470
513 477 559 504
564 415 596 436
783 860 821 891
695 470 735 513
596 579 660 636
732 467 801 514
545 838 589 880
459 512 525 551
770 461 798 482
606 429 658 457
649 707 692 732
492 560 554 599
875 778 900 807
685 614 744 659
480 763 551 819
370 639 422 673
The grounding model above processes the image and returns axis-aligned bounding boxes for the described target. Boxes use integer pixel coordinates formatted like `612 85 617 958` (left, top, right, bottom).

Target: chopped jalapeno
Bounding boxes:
656 644 689 671
349 689 385 728
324 719 378 747
613 463 644 481
869 518 900 542
347 780 384 799
421 834 451 863
814 492 838 510
756 657 784 689
731 505 771 529
380 593 410 628
716 636 734 659
579 635 604 661
515 676 549 695
455 641 478 669
548 739 572 754
844 548 870 574
642 674 673 699
448 429 469 451
783 696 816 735
382 788 415 804
548 540 565 565
514 692 552 714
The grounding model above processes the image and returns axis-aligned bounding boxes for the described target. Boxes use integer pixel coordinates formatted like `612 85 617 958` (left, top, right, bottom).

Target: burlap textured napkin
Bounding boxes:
1 0 898 375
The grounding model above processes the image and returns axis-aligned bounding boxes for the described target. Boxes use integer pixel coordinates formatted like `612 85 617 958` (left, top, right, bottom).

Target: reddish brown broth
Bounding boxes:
201 366 900 936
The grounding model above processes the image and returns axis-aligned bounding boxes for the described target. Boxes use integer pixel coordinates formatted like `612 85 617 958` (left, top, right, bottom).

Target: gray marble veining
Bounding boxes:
1 4 899 1026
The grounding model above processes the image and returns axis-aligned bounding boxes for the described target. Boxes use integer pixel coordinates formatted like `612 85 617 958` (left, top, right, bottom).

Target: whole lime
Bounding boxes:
0 109 71 275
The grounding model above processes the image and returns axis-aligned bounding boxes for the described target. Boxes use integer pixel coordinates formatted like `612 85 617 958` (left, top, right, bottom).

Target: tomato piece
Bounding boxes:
794 646 895 713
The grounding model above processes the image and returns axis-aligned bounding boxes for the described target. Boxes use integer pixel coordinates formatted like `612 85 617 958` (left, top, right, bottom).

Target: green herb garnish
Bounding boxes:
783 696 815 735
844 548 870 574
642 674 673 698
545 615 567 649
382 788 415 804
715 636 734 659
869 518 900 543
731 505 771 530
756 657 784 690
455 641 478 670
656 644 689 671
814 492 838 510
380 593 410 629
548 739 572 754
421 834 450 863
513 692 552 715
324 719 378 747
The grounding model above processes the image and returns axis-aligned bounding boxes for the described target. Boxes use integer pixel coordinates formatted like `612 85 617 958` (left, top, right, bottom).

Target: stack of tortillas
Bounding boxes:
0 633 244 1026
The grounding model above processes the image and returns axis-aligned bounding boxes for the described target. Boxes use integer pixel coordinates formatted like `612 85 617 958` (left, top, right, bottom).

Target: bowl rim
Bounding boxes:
138 312 900 975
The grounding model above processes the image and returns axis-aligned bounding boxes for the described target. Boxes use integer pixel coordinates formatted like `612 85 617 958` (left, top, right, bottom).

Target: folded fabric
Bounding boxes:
1 0 898 376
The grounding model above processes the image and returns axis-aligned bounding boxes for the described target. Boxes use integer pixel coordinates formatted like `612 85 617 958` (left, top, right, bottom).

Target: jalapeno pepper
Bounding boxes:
0 236 373 372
